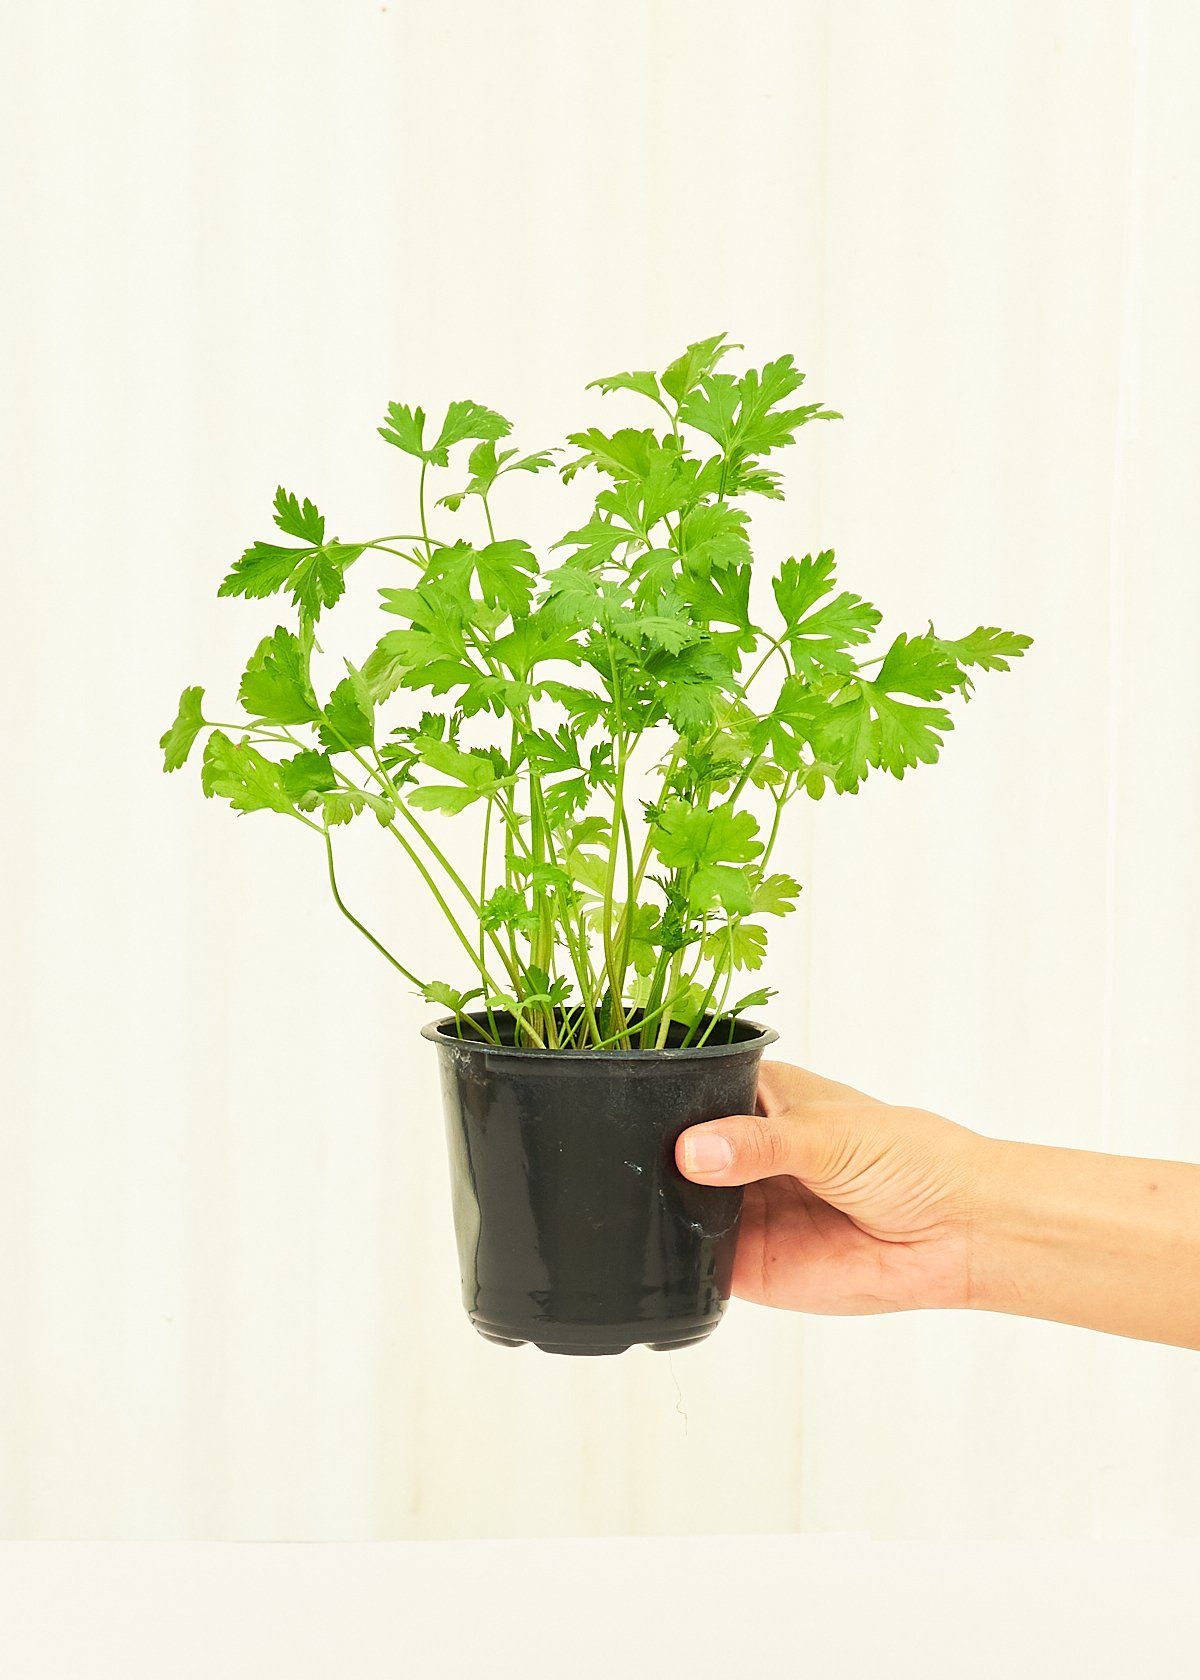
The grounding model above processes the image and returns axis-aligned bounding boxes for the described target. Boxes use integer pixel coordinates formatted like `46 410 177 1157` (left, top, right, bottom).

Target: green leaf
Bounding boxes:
731 355 829 454
661 978 708 1029
379 399 509 466
417 740 501 789
587 368 662 403
407 740 502 813
809 680 954 790
937 625 1033 676
318 788 393 827
677 375 741 450
773 552 881 676
652 798 762 870
750 676 822 772
200 731 294 815
320 790 365 826
680 354 839 465
727 986 775 1015
874 630 967 700
728 464 785 500
622 902 662 976
511 858 574 897
804 689 875 789
595 448 697 534
490 616 583 680
703 921 768 971
217 491 362 621
279 749 338 799
437 441 554 509
653 643 734 736
480 886 539 934
610 597 703 655
661 333 737 404
377 402 427 457
676 563 758 654
218 541 302 600
422 980 479 1013
425 538 538 617
403 659 495 705
552 517 640 570
289 543 365 619
871 689 954 775
362 630 417 703
238 627 321 724
408 783 483 815
319 672 374 750
539 680 608 730
378 576 468 660
272 486 324 545
690 864 755 916
751 872 802 916
369 621 490 706
431 400 511 462
679 502 751 575
561 427 666 483
160 685 206 772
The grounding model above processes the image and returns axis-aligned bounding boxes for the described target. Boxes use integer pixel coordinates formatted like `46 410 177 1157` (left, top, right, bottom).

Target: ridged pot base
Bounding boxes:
472 1311 725 1358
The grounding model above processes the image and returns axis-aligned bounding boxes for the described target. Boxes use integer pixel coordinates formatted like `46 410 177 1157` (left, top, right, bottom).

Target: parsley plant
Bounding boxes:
162 334 1030 1050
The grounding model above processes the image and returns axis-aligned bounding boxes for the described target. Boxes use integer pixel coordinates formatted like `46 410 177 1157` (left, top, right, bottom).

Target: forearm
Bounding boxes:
965 1136 1200 1349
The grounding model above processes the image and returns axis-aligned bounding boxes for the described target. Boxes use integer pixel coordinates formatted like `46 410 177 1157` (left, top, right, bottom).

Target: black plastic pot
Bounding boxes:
424 1013 777 1356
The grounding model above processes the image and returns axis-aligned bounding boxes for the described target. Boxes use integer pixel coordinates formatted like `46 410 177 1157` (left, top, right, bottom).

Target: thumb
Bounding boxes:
675 1108 837 1187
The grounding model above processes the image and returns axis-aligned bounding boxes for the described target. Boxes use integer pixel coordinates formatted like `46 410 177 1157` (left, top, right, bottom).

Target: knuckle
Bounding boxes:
743 1115 788 1175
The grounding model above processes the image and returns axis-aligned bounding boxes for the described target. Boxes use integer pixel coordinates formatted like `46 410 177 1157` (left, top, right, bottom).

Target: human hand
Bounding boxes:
676 1060 982 1315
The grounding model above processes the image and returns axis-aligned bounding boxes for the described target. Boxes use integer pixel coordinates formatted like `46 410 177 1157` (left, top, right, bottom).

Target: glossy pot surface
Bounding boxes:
424 1014 777 1356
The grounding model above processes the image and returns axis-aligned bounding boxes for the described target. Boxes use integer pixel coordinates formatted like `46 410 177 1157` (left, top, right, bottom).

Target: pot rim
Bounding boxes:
421 1012 779 1061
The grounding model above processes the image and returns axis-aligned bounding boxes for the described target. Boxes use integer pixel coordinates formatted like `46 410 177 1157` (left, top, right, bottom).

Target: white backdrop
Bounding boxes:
2 0 1198 1540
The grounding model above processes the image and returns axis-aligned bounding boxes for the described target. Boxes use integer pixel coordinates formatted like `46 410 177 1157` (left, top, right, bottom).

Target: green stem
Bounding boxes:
322 825 424 988
695 935 737 1047
588 968 698 1052
742 631 791 691
418 461 432 558
331 740 523 993
759 780 792 870
372 818 507 997
617 804 636 982
601 740 629 1044
479 799 499 1042
654 946 686 1049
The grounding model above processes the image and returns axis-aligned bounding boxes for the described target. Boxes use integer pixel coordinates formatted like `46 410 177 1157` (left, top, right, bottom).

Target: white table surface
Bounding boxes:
2 1535 1197 1677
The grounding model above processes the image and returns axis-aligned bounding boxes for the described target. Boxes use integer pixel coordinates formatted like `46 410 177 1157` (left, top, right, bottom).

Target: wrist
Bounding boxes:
959 1134 1047 1315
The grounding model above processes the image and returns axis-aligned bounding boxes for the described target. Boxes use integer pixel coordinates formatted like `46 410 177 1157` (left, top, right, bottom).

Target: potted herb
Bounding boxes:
161 333 1029 1356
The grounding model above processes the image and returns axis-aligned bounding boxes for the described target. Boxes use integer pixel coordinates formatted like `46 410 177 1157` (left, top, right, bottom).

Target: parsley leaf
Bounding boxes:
561 427 669 484
773 552 881 677
437 440 554 511
937 626 1034 679
279 749 338 799
201 732 295 815
217 489 363 620
702 921 768 970
587 368 662 404
238 627 321 724
318 668 375 751
160 686 206 771
379 399 510 467
652 798 763 869
660 333 738 404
